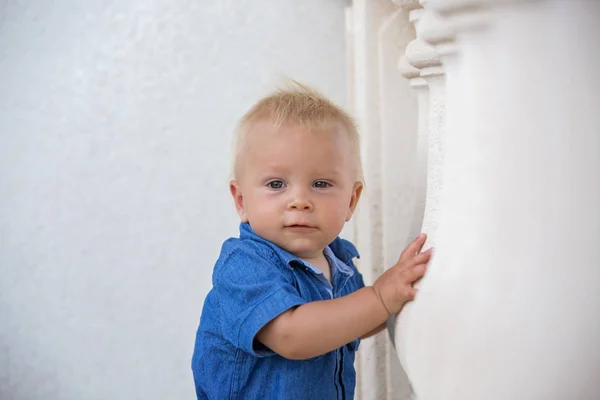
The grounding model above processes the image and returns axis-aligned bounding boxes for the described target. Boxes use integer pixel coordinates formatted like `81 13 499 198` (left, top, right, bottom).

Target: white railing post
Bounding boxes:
393 1 600 398
347 1 422 398
393 1 455 384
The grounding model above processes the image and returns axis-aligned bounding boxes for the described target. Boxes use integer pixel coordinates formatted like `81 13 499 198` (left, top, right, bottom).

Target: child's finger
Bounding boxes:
398 233 427 263
408 288 418 300
402 263 427 283
401 249 431 269
405 287 418 301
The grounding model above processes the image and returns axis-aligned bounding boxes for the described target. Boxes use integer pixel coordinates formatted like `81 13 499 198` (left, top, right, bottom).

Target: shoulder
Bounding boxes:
212 236 294 284
329 236 360 265
329 237 365 288
218 236 280 266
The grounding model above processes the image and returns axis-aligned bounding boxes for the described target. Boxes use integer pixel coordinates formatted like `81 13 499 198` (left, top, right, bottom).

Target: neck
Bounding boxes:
301 250 331 282
300 250 327 266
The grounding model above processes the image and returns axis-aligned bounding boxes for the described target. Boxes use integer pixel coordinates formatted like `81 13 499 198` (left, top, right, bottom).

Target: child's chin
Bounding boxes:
282 240 322 257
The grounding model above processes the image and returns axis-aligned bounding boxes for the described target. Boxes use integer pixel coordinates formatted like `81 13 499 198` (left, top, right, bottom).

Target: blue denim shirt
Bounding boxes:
192 223 365 400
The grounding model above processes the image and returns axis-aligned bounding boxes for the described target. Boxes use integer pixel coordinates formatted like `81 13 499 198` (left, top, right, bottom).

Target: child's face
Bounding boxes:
230 122 362 260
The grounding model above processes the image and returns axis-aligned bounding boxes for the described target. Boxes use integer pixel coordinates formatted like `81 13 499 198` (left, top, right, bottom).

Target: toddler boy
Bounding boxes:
192 82 431 399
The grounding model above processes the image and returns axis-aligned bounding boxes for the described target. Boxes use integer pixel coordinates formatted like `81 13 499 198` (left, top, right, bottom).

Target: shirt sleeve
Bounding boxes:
214 242 307 357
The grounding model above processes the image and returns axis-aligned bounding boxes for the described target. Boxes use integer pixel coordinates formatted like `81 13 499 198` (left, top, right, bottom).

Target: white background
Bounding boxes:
0 1 348 398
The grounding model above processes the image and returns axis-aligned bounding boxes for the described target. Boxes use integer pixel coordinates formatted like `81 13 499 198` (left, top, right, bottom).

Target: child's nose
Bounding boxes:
287 195 313 211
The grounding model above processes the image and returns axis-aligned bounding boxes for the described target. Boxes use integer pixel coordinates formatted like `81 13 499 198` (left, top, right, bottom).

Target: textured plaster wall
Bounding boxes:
0 1 347 398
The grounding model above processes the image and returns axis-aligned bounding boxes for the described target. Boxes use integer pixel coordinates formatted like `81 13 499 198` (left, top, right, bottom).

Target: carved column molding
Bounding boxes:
397 1 429 242
406 0 453 250
393 3 456 389
347 2 420 399
394 0 600 398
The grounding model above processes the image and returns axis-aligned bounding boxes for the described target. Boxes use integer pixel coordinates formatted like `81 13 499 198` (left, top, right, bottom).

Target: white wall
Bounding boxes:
0 1 348 398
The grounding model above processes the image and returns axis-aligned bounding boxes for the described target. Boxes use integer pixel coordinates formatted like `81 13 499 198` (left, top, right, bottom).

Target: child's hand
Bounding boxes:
372 234 432 315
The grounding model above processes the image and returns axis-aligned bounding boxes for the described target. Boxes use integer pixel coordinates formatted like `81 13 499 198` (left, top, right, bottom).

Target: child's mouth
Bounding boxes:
286 224 316 230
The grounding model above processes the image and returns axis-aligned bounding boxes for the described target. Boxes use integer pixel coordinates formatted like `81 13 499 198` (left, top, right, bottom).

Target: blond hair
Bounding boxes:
232 80 363 183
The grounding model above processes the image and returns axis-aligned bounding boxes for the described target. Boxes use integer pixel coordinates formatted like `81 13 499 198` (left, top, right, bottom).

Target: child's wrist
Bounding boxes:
369 286 392 316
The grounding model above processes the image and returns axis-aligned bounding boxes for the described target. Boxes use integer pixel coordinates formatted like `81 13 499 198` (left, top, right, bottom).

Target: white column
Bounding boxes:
395 1 600 398
379 6 423 398
393 2 455 379
397 4 429 251
406 1 450 250
389 1 429 371
347 1 420 398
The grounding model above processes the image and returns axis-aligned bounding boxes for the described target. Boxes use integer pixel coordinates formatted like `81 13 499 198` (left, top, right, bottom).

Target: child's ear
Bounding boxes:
229 180 249 222
345 182 363 222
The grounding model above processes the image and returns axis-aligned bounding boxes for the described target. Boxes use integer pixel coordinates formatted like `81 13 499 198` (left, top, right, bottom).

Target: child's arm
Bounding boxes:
360 322 386 339
256 234 431 360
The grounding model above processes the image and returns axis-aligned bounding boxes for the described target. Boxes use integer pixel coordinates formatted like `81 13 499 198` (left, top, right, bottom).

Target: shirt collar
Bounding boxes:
238 222 360 267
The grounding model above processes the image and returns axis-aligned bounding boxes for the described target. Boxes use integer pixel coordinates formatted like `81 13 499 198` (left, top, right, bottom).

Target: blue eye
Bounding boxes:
267 180 285 189
314 181 331 188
